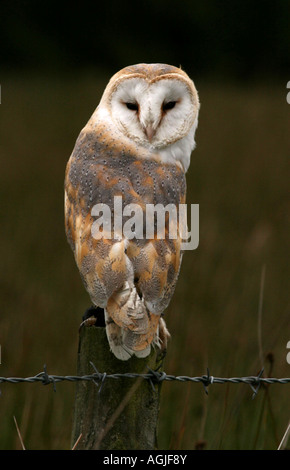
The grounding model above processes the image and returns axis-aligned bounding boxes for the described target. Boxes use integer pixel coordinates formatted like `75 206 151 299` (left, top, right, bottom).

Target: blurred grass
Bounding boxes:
0 71 289 450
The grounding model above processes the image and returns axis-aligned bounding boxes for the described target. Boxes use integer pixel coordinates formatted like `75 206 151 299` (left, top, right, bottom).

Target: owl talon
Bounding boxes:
79 315 97 331
157 347 167 363
79 306 105 331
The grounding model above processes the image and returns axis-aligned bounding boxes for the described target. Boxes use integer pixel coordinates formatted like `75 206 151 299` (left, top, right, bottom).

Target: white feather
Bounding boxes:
93 75 199 173
157 119 198 172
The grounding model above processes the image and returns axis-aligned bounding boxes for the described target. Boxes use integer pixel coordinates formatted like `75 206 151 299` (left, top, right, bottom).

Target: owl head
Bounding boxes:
95 64 200 171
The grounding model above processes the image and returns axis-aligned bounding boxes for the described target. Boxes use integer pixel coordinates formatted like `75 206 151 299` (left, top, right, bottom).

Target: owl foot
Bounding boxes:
79 306 105 330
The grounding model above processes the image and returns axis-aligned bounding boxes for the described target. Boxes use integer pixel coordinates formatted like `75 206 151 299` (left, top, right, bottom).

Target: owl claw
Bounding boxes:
79 306 105 331
79 315 97 331
157 347 167 363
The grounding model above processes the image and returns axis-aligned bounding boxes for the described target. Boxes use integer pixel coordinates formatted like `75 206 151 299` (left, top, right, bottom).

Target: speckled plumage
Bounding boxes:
65 64 199 360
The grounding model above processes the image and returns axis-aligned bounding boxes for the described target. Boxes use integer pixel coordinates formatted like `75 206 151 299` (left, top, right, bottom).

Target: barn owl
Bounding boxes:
64 63 200 360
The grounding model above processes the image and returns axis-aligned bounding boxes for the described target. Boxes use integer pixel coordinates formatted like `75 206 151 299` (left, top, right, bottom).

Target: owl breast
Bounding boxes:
65 122 186 304
66 122 186 227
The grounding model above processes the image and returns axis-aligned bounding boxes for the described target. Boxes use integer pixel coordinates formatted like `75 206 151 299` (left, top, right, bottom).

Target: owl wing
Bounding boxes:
65 125 186 359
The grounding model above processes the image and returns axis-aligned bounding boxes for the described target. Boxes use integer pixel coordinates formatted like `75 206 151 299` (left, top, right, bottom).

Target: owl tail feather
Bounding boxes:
105 283 165 361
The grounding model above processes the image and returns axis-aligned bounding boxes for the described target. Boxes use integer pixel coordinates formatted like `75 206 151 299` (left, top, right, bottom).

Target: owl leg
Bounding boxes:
120 315 170 359
104 309 133 361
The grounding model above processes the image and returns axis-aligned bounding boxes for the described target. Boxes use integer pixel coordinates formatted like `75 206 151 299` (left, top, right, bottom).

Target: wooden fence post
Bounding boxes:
71 324 164 450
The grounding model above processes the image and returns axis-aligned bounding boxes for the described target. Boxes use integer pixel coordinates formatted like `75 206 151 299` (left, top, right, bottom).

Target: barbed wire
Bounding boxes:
0 364 289 398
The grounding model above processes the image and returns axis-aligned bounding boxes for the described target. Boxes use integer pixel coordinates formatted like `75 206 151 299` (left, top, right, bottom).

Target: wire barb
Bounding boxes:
249 368 264 399
201 368 214 395
89 361 107 393
146 367 167 392
40 364 56 392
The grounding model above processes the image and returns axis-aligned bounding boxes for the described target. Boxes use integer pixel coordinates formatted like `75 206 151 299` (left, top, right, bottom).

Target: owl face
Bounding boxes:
98 64 199 146
109 76 198 149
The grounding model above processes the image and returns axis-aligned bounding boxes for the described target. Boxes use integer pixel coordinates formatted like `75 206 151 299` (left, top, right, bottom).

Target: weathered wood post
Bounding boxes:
71 322 164 450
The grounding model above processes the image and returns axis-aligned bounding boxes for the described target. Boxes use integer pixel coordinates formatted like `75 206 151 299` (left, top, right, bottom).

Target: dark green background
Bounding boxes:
1 0 290 81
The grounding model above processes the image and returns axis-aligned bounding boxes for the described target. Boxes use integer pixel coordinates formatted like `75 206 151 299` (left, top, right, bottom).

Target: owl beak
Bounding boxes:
144 124 156 142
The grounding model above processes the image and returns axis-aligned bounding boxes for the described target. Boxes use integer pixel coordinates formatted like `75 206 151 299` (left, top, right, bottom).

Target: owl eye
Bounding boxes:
125 102 139 111
162 101 177 111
